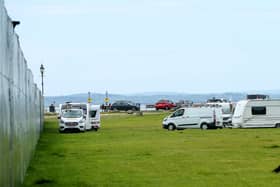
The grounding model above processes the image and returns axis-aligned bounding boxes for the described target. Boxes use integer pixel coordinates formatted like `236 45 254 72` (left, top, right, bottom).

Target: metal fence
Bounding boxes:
0 1 44 186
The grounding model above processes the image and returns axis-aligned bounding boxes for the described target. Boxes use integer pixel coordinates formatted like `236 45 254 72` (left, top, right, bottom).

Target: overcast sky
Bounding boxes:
5 0 280 96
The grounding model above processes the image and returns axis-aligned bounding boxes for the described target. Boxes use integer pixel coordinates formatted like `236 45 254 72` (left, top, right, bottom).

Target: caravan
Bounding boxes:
232 99 280 128
89 105 101 131
58 102 101 132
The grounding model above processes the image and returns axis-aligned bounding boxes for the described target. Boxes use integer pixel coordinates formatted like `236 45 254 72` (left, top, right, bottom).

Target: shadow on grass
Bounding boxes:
34 178 54 185
264 145 280 149
51 152 65 158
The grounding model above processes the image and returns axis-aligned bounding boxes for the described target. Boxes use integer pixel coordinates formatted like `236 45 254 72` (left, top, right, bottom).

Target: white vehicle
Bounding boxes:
59 109 86 132
206 98 233 126
89 105 101 131
162 107 223 130
58 102 101 131
232 100 280 128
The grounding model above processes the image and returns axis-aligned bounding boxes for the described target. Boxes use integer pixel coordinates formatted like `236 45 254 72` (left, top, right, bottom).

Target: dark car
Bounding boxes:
155 100 176 110
110 100 140 111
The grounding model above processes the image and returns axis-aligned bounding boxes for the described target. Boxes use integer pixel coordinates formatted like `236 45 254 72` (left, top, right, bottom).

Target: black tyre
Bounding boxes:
201 123 208 130
275 124 280 128
168 124 176 131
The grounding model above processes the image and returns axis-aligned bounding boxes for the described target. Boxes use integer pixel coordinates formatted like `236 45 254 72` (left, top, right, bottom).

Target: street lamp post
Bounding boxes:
40 64 45 96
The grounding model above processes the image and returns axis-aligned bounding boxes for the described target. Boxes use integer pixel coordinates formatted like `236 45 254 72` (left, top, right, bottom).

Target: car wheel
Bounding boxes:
275 123 280 128
201 123 208 130
165 107 169 110
168 124 176 131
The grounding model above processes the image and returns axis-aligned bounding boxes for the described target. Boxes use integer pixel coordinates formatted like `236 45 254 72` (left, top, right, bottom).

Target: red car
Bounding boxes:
155 100 176 110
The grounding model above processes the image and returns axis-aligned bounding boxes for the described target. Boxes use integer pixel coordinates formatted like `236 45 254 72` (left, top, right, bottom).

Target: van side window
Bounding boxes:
251 107 266 115
171 109 185 118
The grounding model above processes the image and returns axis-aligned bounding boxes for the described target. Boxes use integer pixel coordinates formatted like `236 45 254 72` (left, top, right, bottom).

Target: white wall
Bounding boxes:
0 1 44 186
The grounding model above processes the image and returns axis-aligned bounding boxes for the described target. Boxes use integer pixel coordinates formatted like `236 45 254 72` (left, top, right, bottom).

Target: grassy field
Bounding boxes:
23 113 280 187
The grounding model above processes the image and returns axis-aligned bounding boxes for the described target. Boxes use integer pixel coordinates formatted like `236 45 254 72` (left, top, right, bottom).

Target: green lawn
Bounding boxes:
23 113 280 187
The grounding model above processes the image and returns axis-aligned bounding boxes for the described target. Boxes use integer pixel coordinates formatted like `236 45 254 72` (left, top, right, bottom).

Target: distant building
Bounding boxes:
49 104 56 113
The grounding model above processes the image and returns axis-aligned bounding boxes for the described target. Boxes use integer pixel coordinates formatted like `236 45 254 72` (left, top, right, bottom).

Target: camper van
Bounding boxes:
58 102 101 131
232 100 280 128
162 107 223 130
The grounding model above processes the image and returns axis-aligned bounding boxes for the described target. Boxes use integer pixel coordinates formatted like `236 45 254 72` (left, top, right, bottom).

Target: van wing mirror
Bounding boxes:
57 116 61 120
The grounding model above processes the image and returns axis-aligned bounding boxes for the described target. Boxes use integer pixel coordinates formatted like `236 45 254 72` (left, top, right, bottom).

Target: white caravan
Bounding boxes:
232 100 280 128
58 103 100 131
89 105 101 131
162 107 223 130
59 109 86 132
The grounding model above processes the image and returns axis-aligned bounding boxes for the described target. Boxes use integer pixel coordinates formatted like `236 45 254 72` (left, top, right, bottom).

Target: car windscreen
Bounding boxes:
62 110 83 118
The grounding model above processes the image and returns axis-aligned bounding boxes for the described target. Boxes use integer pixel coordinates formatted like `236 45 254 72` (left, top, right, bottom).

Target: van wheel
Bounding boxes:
201 123 208 130
168 124 176 131
275 124 280 128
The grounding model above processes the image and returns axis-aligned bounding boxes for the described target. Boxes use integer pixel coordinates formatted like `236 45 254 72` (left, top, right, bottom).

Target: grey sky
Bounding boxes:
5 0 280 96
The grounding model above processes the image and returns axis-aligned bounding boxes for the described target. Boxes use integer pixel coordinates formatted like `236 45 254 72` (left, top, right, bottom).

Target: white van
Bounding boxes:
207 98 233 126
232 100 280 128
59 109 86 132
58 103 101 131
162 107 223 130
90 105 101 131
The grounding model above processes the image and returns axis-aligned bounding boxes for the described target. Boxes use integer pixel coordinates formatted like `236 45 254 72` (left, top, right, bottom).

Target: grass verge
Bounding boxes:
23 113 280 187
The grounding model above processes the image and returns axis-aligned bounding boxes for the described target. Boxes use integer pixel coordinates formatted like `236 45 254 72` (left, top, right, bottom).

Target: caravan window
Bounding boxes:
90 110 97 118
252 107 266 115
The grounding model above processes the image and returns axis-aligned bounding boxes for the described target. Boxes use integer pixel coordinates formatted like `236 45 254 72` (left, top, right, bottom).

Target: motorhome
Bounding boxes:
232 99 280 128
58 102 100 131
206 98 233 126
162 107 223 130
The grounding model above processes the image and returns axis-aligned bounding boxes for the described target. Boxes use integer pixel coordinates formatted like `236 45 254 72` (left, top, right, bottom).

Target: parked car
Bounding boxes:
175 100 193 109
110 100 140 111
59 109 86 132
155 100 176 110
162 107 223 130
